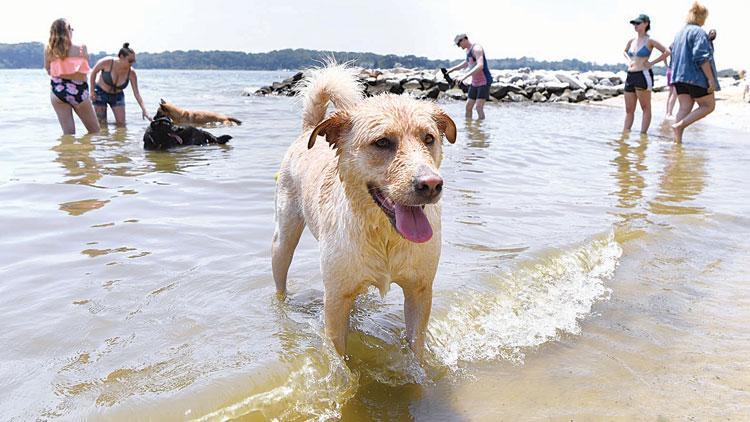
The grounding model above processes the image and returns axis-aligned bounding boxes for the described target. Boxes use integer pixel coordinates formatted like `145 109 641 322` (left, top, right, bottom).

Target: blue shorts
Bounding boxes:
468 83 490 100
93 85 125 107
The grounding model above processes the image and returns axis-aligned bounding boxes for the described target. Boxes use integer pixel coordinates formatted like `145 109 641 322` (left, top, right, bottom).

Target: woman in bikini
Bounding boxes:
44 18 100 135
89 43 151 126
622 14 670 134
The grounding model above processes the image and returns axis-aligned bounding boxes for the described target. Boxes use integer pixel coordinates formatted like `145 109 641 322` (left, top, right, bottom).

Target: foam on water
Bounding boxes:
429 230 622 367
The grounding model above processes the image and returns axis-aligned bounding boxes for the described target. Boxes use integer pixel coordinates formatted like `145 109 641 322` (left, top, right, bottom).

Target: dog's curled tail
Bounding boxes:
228 117 242 125
297 61 363 131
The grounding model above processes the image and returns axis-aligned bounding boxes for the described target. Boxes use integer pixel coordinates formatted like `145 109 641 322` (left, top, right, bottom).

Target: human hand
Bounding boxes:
142 110 152 121
645 61 653 69
707 80 716 94
90 91 97 102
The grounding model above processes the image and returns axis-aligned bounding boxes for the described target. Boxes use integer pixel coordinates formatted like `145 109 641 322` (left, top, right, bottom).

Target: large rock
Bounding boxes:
555 73 587 90
531 92 546 102
445 88 467 100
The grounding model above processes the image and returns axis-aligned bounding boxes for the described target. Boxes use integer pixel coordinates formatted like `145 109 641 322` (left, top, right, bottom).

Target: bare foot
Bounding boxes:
671 121 684 143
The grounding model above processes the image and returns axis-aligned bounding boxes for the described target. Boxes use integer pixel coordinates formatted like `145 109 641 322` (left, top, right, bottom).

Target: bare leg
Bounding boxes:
666 86 677 118
475 99 486 120
73 99 101 134
51 94 76 135
271 198 305 298
636 89 652 134
95 105 108 126
403 285 433 358
623 91 636 131
672 94 695 143
674 93 715 130
324 290 356 355
465 99 476 119
112 106 127 127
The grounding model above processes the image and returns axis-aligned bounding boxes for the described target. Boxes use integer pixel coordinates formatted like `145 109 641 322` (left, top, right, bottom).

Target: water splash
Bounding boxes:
429 231 622 368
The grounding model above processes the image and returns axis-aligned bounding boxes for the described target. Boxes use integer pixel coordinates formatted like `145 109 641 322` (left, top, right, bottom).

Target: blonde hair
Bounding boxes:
45 18 71 60
686 1 708 26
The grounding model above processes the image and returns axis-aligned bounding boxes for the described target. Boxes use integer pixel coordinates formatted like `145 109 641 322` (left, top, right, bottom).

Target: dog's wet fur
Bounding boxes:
143 116 232 150
272 63 456 358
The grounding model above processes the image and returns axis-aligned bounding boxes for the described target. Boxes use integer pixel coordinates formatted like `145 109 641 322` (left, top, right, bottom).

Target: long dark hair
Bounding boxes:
118 42 134 58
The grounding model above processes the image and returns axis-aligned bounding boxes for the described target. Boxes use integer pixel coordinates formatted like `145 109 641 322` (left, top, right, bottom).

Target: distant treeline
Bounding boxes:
0 41 733 75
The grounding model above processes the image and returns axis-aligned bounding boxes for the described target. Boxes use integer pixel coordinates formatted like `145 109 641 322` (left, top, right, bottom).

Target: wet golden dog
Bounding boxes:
156 98 242 126
272 64 456 357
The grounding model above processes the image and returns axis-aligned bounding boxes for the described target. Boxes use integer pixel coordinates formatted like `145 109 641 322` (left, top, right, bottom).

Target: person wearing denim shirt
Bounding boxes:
670 1 719 143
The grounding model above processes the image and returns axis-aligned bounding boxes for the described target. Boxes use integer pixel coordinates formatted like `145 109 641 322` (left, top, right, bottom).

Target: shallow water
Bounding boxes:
1 69 748 420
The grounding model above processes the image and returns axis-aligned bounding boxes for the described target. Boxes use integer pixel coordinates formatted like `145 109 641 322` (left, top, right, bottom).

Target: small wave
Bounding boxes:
429 231 622 368
192 348 357 421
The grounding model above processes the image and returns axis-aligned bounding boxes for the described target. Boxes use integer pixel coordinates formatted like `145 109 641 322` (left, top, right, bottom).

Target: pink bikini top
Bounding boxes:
49 46 91 77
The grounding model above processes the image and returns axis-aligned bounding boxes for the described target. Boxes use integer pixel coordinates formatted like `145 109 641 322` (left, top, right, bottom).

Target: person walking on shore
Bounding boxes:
670 2 719 143
445 34 492 120
44 18 100 135
89 43 151 126
622 14 670 134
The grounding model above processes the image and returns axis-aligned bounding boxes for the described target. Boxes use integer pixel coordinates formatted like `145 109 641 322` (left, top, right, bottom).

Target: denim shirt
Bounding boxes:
670 24 720 91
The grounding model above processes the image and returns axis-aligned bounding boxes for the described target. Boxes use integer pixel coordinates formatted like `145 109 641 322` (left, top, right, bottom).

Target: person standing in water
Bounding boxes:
622 14 670 134
89 43 151 126
670 2 719 143
44 18 100 135
445 33 492 120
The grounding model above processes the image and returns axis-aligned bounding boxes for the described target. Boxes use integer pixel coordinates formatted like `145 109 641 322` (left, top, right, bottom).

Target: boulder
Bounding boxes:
445 88 467 100
531 92 546 102
555 73 587 90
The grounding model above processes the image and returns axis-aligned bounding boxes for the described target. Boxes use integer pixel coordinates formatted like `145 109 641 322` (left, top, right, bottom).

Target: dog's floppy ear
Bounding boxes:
308 111 350 149
433 110 457 144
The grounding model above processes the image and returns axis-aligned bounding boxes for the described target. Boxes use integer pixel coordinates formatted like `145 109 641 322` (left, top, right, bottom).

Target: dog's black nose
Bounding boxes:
414 171 443 200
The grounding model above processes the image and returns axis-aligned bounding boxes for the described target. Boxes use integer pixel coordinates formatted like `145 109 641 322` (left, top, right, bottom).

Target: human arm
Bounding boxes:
458 45 485 83
44 51 50 75
700 60 716 93
623 40 633 63
130 71 151 121
646 39 670 68
447 60 468 74
89 58 104 102
692 31 715 92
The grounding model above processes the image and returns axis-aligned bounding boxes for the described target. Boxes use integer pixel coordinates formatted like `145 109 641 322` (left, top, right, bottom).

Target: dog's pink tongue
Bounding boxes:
394 204 432 243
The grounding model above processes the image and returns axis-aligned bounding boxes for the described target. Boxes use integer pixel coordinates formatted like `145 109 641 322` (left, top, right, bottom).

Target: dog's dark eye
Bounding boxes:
374 138 391 148
425 134 435 145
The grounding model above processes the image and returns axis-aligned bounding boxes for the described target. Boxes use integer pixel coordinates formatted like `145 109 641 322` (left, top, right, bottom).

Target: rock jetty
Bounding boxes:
249 67 670 103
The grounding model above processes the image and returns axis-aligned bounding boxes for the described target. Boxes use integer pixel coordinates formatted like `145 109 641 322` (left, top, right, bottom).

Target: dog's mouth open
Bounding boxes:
369 186 433 243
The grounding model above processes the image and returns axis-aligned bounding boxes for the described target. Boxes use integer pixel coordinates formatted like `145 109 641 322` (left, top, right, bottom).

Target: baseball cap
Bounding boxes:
629 14 650 24
454 33 467 46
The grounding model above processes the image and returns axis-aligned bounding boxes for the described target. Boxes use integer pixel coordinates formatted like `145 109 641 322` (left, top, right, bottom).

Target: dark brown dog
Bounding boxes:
156 99 242 126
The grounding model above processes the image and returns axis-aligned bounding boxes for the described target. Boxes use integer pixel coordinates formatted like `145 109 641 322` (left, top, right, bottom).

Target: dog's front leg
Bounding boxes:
403 285 433 359
324 289 356 355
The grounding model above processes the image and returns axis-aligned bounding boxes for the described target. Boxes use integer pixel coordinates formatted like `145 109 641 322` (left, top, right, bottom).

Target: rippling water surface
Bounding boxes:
1 69 748 420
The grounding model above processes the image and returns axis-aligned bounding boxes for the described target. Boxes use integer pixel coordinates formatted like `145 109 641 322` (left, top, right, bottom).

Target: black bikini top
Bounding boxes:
101 59 130 91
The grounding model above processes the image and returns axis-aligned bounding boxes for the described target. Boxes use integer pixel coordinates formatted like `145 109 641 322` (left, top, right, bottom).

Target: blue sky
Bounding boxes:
5 0 745 69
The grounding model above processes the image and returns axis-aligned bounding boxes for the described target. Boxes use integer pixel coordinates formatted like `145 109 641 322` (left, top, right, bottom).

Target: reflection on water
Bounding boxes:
609 132 650 237
650 143 707 215
52 134 102 186
464 119 490 148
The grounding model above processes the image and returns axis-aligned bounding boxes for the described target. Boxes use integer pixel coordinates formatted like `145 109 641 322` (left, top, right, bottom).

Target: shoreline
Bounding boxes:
598 83 750 133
